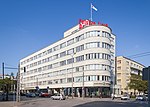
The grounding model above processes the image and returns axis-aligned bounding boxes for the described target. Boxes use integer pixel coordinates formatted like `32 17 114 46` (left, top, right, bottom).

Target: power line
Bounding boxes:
127 51 150 58
130 53 150 59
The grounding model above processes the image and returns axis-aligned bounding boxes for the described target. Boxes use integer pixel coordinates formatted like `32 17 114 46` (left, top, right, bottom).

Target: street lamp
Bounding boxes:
82 70 85 98
69 52 76 99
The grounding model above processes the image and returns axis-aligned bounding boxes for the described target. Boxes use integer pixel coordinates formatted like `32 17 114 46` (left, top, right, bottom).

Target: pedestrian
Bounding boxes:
99 92 102 98
111 93 114 100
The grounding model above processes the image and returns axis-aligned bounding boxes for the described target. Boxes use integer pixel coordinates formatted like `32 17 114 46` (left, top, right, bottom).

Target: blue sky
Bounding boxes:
0 0 150 75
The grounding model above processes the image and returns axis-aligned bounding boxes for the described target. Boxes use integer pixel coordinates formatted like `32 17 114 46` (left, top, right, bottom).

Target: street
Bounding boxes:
1 97 146 107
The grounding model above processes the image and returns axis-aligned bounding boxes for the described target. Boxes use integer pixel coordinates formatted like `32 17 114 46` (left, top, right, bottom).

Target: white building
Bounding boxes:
20 19 116 97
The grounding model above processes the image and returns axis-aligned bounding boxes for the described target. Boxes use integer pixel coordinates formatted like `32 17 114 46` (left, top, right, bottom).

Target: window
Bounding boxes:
97 76 99 80
60 60 66 66
76 66 84 72
76 45 84 52
48 56 52 62
67 58 74 64
102 42 110 49
67 78 73 83
117 60 121 64
117 66 121 70
38 60 41 65
67 68 74 74
48 81 52 84
102 31 111 38
60 42 66 49
86 42 100 49
86 53 101 60
97 31 100 36
102 53 111 60
76 55 84 62
47 48 52 54
67 38 74 46
126 61 129 65
53 45 60 51
60 51 66 57
67 48 74 55
76 34 84 42
53 54 59 60
52 62 59 68
102 76 104 81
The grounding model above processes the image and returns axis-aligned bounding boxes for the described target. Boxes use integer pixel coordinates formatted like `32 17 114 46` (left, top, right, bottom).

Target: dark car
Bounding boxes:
39 92 50 97
26 93 36 97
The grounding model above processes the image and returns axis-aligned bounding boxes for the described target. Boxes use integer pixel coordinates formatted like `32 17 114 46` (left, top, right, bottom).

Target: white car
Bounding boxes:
136 95 146 101
121 94 130 100
51 94 65 100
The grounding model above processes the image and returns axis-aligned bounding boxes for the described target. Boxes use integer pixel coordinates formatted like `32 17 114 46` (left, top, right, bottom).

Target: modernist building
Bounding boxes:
20 19 116 97
116 56 145 95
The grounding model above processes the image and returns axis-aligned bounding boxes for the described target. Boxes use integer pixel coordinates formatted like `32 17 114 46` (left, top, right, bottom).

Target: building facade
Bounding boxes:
116 56 145 95
20 19 116 97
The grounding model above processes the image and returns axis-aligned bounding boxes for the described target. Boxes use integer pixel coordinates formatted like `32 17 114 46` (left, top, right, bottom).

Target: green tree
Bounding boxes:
0 78 17 101
128 74 148 94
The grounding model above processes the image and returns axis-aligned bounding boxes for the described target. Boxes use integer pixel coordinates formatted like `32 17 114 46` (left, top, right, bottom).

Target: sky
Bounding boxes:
0 0 150 75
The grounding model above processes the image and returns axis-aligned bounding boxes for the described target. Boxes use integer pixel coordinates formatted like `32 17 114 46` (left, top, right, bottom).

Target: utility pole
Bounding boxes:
2 62 5 101
2 62 4 79
16 64 20 102
148 67 150 107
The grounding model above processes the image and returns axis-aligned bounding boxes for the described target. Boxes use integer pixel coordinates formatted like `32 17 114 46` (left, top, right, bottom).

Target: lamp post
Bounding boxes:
69 52 75 99
82 70 85 98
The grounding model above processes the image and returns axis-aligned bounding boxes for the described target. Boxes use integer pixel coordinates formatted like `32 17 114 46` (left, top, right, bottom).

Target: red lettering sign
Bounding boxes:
79 19 108 29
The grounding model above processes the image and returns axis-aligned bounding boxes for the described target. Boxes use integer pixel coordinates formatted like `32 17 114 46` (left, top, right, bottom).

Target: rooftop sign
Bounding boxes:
79 19 108 29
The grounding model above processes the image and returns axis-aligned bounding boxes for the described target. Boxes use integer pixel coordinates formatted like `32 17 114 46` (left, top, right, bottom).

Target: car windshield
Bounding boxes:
123 95 128 97
137 95 143 97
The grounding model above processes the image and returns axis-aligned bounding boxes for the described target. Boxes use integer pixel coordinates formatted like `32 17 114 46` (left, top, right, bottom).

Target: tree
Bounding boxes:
128 74 148 95
0 78 17 101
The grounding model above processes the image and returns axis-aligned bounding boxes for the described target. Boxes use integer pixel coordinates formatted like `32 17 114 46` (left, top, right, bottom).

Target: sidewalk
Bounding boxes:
0 98 45 107
0 101 18 107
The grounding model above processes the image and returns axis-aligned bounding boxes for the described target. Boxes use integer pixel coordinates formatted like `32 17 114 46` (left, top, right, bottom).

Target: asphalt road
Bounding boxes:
18 98 148 107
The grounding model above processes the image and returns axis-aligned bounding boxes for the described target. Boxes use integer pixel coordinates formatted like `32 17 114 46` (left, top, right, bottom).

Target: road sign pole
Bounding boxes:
148 67 150 107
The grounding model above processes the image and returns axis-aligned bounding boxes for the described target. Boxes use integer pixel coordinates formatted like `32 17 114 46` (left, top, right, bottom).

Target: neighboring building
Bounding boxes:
20 19 116 97
0 74 12 79
116 56 145 95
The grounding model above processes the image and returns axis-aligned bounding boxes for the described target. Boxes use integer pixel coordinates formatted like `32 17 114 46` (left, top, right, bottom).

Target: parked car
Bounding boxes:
145 94 148 101
121 94 130 100
136 95 146 101
39 92 50 97
26 93 36 97
51 94 65 100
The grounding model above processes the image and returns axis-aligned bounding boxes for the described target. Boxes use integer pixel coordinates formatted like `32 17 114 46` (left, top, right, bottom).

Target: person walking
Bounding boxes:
99 92 102 98
111 93 115 100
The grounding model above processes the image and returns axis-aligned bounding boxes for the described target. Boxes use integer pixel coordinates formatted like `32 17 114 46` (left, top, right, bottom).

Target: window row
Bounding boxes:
24 42 112 70
23 53 111 75
23 75 110 87
21 30 113 65
86 53 111 60
22 63 111 82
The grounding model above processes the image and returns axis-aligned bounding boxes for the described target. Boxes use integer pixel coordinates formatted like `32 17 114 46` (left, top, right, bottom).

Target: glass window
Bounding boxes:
67 48 74 55
60 51 66 57
67 58 74 64
60 42 66 49
67 38 74 46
